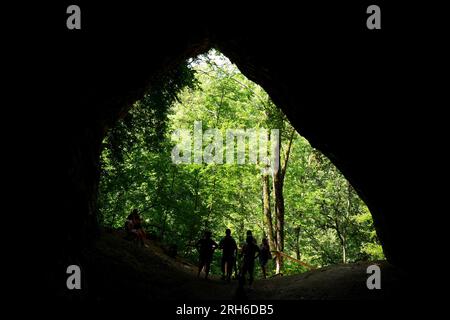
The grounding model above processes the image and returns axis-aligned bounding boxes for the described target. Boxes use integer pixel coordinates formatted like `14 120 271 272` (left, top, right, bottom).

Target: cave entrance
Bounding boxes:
97 49 384 282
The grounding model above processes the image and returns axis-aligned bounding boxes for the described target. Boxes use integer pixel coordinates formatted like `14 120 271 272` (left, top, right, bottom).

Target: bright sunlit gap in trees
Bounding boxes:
98 49 384 277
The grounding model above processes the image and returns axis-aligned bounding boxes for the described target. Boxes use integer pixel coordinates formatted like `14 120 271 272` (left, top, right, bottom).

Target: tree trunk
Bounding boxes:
272 128 295 274
335 219 347 264
294 226 301 260
262 173 276 251
272 165 284 273
342 239 346 264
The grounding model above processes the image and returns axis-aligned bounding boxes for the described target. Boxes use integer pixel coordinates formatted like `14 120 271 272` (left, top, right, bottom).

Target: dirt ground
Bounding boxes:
82 231 411 301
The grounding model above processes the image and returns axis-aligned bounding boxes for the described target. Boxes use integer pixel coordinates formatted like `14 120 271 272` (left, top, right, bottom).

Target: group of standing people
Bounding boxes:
196 229 272 285
124 210 271 284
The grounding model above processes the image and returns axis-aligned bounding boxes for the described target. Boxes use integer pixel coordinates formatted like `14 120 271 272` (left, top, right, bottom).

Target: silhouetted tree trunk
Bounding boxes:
262 172 276 252
272 128 295 274
334 219 347 264
294 226 301 260
272 164 284 273
324 207 348 264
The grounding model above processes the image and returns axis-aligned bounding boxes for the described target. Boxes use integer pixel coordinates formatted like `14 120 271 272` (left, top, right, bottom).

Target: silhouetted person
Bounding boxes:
196 231 218 279
239 235 260 286
125 213 135 239
219 229 237 282
246 230 257 244
259 238 272 279
124 209 147 247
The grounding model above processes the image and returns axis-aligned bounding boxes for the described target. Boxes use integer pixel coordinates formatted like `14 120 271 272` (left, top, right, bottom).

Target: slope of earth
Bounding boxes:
82 231 410 302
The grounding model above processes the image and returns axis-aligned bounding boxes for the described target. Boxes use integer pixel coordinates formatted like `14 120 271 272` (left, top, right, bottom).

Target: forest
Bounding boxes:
98 49 384 277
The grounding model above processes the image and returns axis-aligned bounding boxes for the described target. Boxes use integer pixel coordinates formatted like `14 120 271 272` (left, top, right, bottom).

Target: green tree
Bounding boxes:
98 49 384 276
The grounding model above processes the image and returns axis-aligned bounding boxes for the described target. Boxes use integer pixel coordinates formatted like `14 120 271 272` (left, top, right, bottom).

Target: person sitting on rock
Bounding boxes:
125 212 137 240
124 209 147 247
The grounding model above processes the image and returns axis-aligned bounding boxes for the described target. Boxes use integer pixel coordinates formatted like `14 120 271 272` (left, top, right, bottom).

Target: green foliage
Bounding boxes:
98 49 384 275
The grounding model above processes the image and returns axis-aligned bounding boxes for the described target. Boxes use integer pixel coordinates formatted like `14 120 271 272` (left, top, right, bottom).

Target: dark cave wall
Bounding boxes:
39 4 431 292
